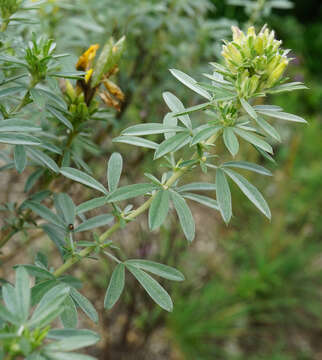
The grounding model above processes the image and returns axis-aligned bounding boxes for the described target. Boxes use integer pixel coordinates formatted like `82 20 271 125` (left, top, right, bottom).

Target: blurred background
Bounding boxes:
2 0 322 359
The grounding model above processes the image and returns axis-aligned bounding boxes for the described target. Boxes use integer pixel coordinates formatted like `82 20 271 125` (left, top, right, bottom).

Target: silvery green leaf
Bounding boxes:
121 123 184 136
113 136 158 149
223 168 271 219
76 197 107 215
60 296 78 328
0 133 41 145
75 214 114 232
148 190 170 230
216 168 232 224
178 182 216 192
125 260 184 281
126 264 173 312
233 128 273 154
154 132 190 159
256 110 307 123
60 167 108 195
70 288 98 323
240 98 257 120
163 91 191 129
0 119 41 132
182 193 219 211
171 191 195 242
170 69 211 100
14 145 27 173
107 152 123 192
27 148 59 173
191 125 222 146
223 127 239 157
107 183 157 202
104 263 125 310
254 116 281 142
47 105 73 130
222 161 272 176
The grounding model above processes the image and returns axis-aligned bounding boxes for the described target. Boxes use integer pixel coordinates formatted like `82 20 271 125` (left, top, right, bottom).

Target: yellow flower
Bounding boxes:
76 44 99 71
85 68 93 83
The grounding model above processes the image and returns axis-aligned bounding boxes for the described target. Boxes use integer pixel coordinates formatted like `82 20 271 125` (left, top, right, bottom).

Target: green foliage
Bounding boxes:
0 0 309 358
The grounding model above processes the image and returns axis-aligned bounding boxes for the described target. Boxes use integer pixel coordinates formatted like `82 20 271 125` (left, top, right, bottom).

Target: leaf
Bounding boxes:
0 119 41 132
191 125 222 145
2 284 18 314
254 116 281 142
107 183 157 202
60 296 78 328
173 102 211 116
267 81 307 94
182 193 219 210
27 147 60 173
154 132 190 159
222 161 272 176
255 110 307 123
0 86 25 98
54 193 76 226
148 190 170 230
170 191 195 242
223 127 239 157
50 71 86 80
15 267 30 322
18 265 55 280
43 352 96 360
74 214 114 233
126 264 173 312
47 105 73 130
104 263 125 310
216 168 232 224
107 152 123 192
70 288 98 323
169 69 211 100
26 201 66 229
113 136 158 149
125 260 184 281
47 329 98 340
178 182 216 192
31 280 58 307
30 88 46 107
121 123 184 136
0 133 41 145
223 168 271 219
233 128 273 154
240 98 257 120
14 145 27 173
162 92 191 128
28 284 69 329
76 197 107 214
44 332 99 352
60 167 108 195
0 304 20 324
253 105 282 112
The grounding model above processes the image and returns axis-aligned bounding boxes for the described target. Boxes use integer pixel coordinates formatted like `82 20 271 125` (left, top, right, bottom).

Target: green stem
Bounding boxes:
53 133 219 277
1 20 9 32
0 229 18 249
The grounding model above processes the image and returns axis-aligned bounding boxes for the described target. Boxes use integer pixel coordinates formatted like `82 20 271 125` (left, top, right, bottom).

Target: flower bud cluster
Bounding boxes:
218 101 238 126
221 26 290 98
24 37 56 83
0 0 22 22
65 38 125 113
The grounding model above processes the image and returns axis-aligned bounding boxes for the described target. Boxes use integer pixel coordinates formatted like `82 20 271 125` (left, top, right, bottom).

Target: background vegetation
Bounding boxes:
1 0 321 359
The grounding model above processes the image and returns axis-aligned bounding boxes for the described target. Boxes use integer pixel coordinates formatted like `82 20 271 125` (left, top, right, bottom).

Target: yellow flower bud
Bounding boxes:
266 58 288 87
76 44 99 71
65 80 76 101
